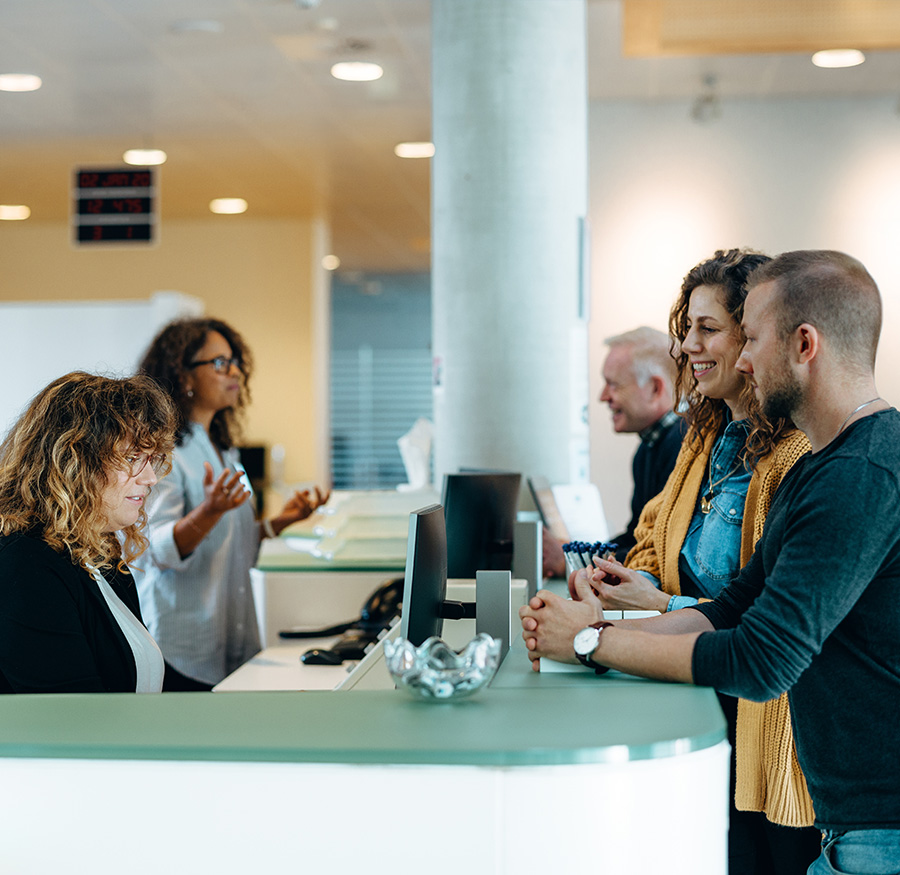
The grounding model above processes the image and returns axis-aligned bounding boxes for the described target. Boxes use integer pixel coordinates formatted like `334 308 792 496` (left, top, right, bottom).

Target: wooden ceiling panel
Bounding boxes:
623 0 900 57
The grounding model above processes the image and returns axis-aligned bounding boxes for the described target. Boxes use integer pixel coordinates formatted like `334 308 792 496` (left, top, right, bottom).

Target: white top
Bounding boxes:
88 566 164 693
134 422 261 686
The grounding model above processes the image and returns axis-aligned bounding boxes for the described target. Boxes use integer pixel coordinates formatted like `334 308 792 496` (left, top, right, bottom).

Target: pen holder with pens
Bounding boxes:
562 541 618 578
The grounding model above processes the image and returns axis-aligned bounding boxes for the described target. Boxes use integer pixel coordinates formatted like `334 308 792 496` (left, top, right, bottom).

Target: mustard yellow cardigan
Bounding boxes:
627 427 816 828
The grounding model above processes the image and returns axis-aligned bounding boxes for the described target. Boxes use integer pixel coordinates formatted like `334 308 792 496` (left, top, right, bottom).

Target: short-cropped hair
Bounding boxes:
0 372 176 572
750 250 881 372
604 326 676 387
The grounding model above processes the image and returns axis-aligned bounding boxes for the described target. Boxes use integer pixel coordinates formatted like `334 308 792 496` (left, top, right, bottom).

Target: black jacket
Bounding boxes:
0 530 142 693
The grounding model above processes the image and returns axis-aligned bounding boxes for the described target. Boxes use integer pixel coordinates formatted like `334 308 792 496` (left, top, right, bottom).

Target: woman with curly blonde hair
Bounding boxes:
0 372 176 693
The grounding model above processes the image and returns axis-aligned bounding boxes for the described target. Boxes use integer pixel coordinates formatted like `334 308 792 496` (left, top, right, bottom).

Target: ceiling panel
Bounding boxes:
622 0 900 57
1 0 899 273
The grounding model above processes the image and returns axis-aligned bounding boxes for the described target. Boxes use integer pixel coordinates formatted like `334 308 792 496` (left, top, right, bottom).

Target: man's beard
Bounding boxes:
761 371 804 422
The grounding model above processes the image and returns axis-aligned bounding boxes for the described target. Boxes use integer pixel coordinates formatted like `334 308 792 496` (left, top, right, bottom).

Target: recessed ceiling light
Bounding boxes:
123 148 167 166
0 73 42 92
330 62 383 82
210 198 248 215
812 49 865 68
0 205 31 220
322 254 341 270
394 142 435 159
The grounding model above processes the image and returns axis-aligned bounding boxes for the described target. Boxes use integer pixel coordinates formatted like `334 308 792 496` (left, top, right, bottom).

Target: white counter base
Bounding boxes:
0 741 728 875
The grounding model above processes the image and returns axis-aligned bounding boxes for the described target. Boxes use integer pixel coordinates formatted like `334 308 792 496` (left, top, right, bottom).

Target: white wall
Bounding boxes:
588 94 900 533
0 293 202 437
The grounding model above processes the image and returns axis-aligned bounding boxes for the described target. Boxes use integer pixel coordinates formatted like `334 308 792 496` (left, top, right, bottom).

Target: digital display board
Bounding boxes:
73 167 157 246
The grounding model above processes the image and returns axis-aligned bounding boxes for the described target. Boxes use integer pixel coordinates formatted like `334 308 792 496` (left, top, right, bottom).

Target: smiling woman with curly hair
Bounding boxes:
0 372 176 694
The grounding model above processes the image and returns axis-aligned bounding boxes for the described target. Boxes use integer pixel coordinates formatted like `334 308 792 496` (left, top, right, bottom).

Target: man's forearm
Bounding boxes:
590 610 715 682
611 606 714 634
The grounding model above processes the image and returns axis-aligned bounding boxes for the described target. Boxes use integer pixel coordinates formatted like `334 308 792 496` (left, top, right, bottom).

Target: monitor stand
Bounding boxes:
475 569 513 657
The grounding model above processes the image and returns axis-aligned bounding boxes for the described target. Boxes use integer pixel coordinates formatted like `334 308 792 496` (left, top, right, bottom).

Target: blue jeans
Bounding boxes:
808 829 900 874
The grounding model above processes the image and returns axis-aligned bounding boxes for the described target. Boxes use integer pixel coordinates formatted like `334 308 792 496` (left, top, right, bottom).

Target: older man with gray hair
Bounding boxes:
543 326 683 576
601 327 683 558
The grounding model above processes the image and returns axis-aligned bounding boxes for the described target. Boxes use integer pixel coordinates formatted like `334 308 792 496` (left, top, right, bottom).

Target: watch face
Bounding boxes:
574 626 600 657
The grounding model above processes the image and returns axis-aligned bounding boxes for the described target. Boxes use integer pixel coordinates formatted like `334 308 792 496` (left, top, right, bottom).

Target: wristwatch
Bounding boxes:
573 621 614 674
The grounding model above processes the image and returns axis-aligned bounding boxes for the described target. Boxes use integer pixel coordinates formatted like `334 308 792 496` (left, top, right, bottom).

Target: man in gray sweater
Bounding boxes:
521 250 900 873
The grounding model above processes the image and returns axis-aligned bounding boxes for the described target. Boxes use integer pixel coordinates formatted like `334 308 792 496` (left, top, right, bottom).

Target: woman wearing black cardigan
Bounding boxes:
0 372 175 693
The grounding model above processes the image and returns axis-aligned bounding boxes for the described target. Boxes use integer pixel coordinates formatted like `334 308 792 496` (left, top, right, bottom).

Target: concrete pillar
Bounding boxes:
431 0 589 486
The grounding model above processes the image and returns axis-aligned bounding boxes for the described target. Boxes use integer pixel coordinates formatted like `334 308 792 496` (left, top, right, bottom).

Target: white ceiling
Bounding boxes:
3 0 900 273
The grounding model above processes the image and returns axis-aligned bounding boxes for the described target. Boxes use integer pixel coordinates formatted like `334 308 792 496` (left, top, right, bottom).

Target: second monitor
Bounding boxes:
400 502 516 657
442 472 522 579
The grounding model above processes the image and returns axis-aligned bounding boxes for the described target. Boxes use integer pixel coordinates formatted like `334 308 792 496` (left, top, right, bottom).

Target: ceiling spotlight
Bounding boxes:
0 73 42 92
394 142 435 159
0 205 31 221
322 254 341 270
210 198 248 215
330 62 383 82
812 49 865 68
123 148 167 166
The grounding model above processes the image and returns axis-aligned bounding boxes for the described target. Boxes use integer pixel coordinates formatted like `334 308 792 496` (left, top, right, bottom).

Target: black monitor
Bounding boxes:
442 472 522 579
400 504 449 646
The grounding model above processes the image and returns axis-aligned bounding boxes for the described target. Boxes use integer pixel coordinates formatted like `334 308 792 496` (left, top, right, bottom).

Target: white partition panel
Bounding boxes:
0 291 202 436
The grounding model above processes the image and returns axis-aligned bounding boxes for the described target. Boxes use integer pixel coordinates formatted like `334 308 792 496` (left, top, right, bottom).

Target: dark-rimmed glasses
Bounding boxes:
188 355 240 374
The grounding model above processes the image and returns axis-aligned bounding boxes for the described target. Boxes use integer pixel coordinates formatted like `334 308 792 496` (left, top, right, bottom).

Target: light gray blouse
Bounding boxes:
134 422 261 686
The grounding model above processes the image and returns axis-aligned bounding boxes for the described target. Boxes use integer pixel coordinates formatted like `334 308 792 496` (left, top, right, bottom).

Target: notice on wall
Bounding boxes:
72 167 157 246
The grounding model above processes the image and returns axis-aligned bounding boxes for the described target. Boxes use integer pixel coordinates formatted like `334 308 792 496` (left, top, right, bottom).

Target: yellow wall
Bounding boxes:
0 217 329 491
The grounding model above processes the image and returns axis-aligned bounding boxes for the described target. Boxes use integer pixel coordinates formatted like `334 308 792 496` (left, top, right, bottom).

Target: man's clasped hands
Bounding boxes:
520 555 629 671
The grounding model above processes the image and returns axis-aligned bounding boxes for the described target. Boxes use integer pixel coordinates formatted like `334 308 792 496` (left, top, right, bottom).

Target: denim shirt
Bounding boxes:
667 418 752 611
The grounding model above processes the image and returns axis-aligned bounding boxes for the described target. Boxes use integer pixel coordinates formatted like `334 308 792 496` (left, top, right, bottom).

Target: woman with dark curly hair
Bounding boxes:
0 372 176 693
581 249 820 874
136 318 327 691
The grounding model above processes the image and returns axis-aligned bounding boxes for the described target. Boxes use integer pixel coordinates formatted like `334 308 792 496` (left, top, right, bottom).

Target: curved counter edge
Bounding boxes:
0 684 726 767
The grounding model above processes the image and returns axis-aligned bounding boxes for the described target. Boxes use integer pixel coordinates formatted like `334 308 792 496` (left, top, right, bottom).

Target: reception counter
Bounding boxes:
0 633 728 875
0 492 727 873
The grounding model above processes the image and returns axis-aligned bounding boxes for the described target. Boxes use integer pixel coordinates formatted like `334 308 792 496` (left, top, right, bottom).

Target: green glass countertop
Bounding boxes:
255 534 406 572
0 645 725 766
0 685 723 767
254 489 435 571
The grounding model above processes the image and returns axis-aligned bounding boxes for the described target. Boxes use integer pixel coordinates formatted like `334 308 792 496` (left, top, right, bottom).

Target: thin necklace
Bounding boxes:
829 397 883 445
700 455 744 514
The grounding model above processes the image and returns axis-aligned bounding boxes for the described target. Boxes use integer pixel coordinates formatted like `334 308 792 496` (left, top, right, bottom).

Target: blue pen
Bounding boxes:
578 542 594 568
